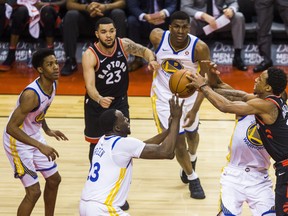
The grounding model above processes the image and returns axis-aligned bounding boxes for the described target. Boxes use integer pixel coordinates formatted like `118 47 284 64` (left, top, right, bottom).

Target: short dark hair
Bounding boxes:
170 11 190 24
95 17 115 31
99 109 117 134
267 67 287 95
32 48 55 69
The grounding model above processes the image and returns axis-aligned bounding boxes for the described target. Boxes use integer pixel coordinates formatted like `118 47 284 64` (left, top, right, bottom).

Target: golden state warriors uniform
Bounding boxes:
80 135 145 216
219 115 275 216
3 78 58 187
151 31 200 133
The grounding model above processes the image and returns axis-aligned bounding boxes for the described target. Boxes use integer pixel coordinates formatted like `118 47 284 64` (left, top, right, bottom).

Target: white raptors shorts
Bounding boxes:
79 200 130 216
219 165 275 216
151 93 199 133
3 132 58 187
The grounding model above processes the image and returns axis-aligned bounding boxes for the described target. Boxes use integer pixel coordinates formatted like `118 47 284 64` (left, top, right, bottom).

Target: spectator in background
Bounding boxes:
253 0 288 73
126 0 177 72
60 0 126 76
181 0 247 71
0 0 66 72
0 0 6 37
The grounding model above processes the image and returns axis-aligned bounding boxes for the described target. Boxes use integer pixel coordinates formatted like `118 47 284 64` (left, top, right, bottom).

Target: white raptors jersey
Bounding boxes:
4 78 56 137
81 135 145 212
227 115 271 170
151 31 199 103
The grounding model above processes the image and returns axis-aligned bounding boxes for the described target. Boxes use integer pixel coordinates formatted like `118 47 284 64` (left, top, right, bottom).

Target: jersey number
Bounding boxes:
88 162 101 182
106 70 121 84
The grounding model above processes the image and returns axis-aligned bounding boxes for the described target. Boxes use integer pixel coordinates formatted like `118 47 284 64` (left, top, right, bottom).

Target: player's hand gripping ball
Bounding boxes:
169 69 196 98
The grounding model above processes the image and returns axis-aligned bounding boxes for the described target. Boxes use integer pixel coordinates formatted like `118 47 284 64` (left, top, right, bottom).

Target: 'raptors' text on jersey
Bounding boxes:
89 38 128 98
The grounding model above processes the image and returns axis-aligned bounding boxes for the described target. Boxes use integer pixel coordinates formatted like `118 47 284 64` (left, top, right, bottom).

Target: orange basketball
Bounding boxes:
169 69 196 98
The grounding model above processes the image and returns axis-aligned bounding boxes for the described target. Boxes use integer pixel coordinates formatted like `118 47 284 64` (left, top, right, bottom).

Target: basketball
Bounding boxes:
169 69 196 98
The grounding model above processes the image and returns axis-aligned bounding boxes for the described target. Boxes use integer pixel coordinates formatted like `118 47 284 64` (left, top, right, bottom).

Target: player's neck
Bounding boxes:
38 78 54 96
169 37 189 51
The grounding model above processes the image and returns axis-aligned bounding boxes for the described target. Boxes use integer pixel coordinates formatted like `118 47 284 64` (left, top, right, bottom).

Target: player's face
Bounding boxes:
96 23 116 48
40 55 60 81
115 110 131 137
253 71 269 95
169 19 190 44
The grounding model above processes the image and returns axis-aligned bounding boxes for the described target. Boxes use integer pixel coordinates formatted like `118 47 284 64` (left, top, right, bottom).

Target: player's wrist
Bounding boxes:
199 83 208 91
97 96 102 104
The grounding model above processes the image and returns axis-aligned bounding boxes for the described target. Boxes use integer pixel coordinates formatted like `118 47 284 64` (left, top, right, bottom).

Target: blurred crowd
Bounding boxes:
0 0 287 75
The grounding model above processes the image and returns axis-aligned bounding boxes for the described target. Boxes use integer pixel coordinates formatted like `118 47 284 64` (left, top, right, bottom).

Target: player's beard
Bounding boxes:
99 39 115 49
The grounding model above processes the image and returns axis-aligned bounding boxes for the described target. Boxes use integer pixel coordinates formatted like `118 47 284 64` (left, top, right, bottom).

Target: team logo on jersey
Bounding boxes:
244 122 264 150
35 105 50 123
161 59 184 73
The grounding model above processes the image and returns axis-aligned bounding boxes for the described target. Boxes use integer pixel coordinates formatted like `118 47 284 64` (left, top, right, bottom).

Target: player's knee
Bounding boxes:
26 185 42 202
46 172 61 188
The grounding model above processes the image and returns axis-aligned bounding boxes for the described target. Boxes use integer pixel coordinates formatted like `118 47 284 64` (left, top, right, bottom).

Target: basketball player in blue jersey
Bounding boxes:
149 11 222 199
80 95 183 216
188 65 288 216
2 49 68 216
82 17 159 210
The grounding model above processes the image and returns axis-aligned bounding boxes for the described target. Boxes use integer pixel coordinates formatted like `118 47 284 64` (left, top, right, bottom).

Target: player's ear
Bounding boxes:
265 84 272 93
114 125 121 132
37 67 43 74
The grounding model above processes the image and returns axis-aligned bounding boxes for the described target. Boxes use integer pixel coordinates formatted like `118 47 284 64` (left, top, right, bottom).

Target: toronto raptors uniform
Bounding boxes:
80 135 145 216
3 78 58 187
255 95 288 216
219 115 275 216
151 30 200 132
84 38 129 143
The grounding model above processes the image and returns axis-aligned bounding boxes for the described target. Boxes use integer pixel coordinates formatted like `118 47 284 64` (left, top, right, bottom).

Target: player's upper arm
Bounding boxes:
82 49 97 90
7 90 39 128
149 28 164 50
194 40 210 63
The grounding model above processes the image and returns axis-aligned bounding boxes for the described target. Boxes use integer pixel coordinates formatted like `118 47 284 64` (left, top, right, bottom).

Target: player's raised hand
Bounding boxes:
169 94 184 119
199 60 220 75
186 73 208 90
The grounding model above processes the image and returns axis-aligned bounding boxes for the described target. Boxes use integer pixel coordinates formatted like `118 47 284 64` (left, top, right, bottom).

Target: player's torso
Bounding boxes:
81 136 132 205
90 38 128 97
153 31 199 100
228 115 271 170
8 78 56 137
256 95 288 162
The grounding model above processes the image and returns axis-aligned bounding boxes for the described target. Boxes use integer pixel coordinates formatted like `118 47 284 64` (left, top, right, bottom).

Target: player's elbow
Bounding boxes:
166 152 175 160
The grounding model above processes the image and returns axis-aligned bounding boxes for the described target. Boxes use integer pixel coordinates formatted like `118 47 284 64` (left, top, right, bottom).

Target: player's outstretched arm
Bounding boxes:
140 95 183 159
121 38 159 71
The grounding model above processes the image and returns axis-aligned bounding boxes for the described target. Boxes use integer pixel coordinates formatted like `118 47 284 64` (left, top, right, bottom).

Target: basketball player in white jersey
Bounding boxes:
3 49 68 216
149 11 223 199
218 114 275 216
79 95 183 216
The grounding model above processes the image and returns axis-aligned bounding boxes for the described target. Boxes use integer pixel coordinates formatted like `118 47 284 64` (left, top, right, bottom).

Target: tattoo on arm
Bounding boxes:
122 38 146 57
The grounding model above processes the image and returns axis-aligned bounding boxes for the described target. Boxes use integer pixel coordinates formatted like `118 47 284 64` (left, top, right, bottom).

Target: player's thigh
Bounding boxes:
220 168 246 215
33 138 58 179
3 135 40 187
247 173 275 216
154 99 199 133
